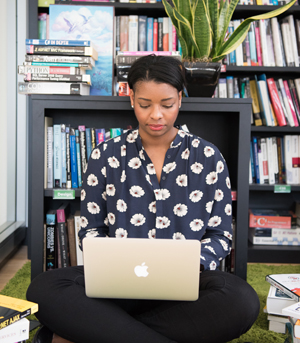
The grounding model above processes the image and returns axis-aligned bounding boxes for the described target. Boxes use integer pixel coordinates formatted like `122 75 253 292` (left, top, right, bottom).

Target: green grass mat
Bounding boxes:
1 262 300 342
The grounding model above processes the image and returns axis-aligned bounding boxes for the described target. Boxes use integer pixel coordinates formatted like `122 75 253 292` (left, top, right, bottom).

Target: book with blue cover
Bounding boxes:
69 128 78 189
49 5 114 95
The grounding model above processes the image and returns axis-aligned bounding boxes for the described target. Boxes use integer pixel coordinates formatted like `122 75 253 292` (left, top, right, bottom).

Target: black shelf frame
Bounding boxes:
28 96 252 281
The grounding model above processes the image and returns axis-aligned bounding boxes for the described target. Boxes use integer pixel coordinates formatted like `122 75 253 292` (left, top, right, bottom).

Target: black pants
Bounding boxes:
27 267 260 343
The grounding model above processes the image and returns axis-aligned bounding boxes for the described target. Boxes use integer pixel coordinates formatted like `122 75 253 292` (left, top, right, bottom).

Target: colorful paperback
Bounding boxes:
282 302 300 320
49 5 114 95
266 274 300 302
25 39 94 46
0 295 38 330
0 318 30 343
249 209 297 229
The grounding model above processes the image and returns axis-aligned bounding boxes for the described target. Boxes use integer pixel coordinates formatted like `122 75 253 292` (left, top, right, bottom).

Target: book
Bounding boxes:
249 80 262 126
265 19 276 67
283 80 299 127
267 78 287 126
153 18 158 51
120 16 129 51
138 15 147 51
128 15 138 52
25 38 95 46
24 54 96 67
255 75 274 126
18 82 90 95
252 136 260 184
271 17 284 67
269 318 287 333
45 117 53 189
95 128 106 145
75 129 82 187
53 124 62 188
26 45 98 60
266 285 296 316
249 235 300 245
147 17 154 51
45 209 56 270
0 318 30 343
69 128 78 188
56 203 70 268
260 137 269 184
283 302 300 320
289 316 300 339
286 321 300 343
67 214 77 266
285 135 299 184
0 295 38 330
61 124 67 188
65 126 72 189
286 15 299 67
85 127 92 160
158 17 163 51
281 21 296 67
74 210 83 265
266 274 300 302
78 125 87 175
162 17 169 51
289 79 300 125
278 79 295 126
18 65 85 75
254 21 263 66
24 73 91 83
49 5 114 96
249 209 297 229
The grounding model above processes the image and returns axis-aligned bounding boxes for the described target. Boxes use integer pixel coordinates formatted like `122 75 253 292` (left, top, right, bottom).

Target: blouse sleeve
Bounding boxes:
200 150 233 271
79 146 109 248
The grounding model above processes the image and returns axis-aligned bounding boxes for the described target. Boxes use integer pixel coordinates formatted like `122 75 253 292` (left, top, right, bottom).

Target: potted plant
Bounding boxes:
162 0 297 97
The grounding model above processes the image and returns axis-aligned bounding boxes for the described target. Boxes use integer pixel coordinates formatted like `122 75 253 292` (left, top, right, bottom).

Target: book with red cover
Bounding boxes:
153 19 158 51
266 78 287 126
283 80 299 126
254 21 263 66
249 209 297 229
56 203 70 268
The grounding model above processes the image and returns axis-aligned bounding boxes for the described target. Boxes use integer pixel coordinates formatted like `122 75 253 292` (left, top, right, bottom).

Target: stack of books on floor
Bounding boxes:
265 274 300 342
248 208 300 246
116 50 181 96
18 39 98 95
0 295 38 343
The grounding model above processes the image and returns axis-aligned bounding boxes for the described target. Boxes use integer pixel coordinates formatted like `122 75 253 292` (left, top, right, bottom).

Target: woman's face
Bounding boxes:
130 80 182 141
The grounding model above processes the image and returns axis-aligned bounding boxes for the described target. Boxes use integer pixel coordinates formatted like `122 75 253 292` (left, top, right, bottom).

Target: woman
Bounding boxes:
27 55 259 343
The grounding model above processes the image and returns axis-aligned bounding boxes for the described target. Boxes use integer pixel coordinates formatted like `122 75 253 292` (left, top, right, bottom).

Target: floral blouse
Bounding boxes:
79 127 233 271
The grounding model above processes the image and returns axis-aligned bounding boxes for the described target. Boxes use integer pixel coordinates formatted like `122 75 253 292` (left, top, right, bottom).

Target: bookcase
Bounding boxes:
28 95 252 280
27 0 300 279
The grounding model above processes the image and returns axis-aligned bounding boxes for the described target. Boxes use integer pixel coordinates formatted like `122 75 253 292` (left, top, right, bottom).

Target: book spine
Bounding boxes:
252 136 260 184
78 125 87 174
46 224 56 270
47 126 53 188
249 22 257 66
74 212 83 265
0 309 35 330
26 45 97 59
265 19 276 67
281 22 295 67
283 80 299 127
53 124 61 188
289 79 300 125
284 135 295 184
233 19 243 66
162 17 169 51
271 18 284 67
75 129 82 187
287 15 299 67
56 222 69 268
138 15 147 51
266 137 275 184
254 21 263 66
91 128 96 149
65 126 72 189
153 19 158 51
278 79 295 127
67 215 77 267
69 128 78 189
115 15 120 54
61 124 67 188
272 137 279 184
172 25 177 51
25 54 95 64
277 136 283 184
128 15 138 52
18 65 82 75
249 79 262 126
24 74 91 83
260 137 269 184
266 275 300 301
260 19 269 66
28 62 93 69
168 17 173 52
95 128 106 145
158 18 163 51
120 16 129 52
85 128 92 160
25 38 93 46
18 82 90 95
147 17 153 51
266 78 287 126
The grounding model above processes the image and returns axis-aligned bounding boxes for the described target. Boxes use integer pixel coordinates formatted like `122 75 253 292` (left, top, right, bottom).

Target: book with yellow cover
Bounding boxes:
0 295 38 330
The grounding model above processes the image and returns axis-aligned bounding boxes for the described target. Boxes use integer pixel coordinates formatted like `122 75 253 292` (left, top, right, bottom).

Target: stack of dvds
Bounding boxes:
18 39 99 96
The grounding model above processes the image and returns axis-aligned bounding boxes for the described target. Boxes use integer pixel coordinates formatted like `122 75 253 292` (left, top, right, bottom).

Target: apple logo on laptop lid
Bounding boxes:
134 262 149 277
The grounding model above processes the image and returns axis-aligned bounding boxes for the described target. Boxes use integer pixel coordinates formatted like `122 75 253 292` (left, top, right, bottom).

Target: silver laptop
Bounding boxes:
83 237 201 301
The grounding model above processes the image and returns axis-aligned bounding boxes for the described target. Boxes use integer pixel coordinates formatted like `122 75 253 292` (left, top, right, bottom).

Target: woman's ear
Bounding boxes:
130 89 134 108
178 91 182 108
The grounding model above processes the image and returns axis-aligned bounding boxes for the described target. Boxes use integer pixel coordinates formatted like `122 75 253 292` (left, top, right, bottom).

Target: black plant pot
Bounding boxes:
184 62 221 98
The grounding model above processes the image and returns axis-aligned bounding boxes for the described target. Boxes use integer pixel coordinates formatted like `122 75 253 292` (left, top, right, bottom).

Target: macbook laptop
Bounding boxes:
82 237 201 301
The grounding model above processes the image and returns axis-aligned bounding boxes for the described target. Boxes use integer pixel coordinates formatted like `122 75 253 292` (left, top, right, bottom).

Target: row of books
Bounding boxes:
248 207 300 245
45 204 83 271
18 39 99 95
115 15 178 53
215 74 300 127
239 0 298 4
224 15 300 68
265 274 300 341
45 117 130 189
249 135 300 186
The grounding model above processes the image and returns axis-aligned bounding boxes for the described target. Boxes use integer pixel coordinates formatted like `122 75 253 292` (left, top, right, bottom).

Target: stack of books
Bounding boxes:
0 295 38 343
17 39 98 95
266 274 300 342
248 209 300 246
116 50 181 96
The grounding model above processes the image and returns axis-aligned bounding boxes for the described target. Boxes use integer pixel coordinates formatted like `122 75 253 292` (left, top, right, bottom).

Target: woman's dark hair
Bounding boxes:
127 54 186 93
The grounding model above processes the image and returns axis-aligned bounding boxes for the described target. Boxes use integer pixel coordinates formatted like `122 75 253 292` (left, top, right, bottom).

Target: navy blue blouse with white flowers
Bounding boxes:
79 127 233 271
